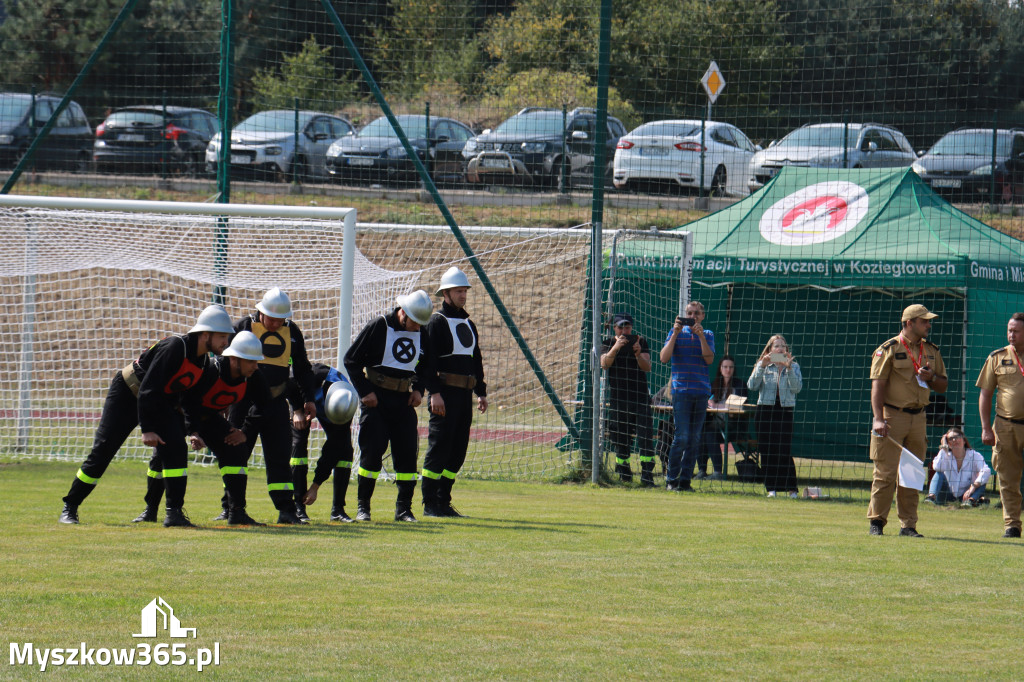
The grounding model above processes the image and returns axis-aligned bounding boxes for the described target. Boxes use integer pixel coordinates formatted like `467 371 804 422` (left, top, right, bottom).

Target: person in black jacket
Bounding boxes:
698 354 748 480
59 305 234 526
228 288 317 525
289 363 357 522
344 290 433 522
179 331 272 526
600 312 654 486
422 268 487 516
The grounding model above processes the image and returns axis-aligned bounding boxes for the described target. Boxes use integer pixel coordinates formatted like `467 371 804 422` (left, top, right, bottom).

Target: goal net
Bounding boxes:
0 196 592 481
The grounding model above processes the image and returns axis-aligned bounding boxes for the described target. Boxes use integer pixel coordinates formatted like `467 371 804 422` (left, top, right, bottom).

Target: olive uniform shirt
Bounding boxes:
870 335 946 409
976 346 1024 420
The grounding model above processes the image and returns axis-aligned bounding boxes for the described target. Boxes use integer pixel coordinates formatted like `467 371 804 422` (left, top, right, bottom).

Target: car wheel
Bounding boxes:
710 166 727 197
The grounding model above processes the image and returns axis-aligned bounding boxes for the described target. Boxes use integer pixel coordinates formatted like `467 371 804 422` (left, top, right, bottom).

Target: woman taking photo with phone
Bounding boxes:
927 427 990 506
747 335 803 497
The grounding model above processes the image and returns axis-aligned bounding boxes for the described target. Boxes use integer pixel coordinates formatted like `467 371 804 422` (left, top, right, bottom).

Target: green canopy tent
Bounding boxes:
603 167 1024 467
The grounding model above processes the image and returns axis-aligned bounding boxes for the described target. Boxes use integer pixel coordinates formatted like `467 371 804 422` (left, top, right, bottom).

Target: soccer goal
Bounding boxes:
0 195 594 480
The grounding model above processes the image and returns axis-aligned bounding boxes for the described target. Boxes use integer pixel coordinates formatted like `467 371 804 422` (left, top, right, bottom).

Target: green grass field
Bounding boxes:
2 459 1021 680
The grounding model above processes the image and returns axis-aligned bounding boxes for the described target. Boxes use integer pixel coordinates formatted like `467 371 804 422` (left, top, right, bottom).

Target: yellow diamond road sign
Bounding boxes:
701 61 725 103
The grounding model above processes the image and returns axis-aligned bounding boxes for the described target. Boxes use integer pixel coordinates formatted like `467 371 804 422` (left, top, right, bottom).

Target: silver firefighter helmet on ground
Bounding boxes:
436 266 471 295
256 287 292 319
324 380 359 425
222 330 265 361
396 290 433 325
190 304 235 334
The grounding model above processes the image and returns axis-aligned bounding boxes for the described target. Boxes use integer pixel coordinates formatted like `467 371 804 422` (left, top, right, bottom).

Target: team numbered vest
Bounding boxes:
440 314 476 358
251 320 292 368
381 322 421 373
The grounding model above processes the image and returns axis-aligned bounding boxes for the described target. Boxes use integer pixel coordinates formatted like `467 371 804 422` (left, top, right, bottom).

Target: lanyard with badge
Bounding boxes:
898 333 929 389
1012 346 1024 378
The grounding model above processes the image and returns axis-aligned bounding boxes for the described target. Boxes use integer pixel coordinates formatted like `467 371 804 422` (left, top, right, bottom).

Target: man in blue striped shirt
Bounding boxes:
659 301 715 491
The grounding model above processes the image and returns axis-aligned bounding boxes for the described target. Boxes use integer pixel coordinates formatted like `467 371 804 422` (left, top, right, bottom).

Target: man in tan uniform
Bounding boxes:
868 304 948 537
977 312 1024 539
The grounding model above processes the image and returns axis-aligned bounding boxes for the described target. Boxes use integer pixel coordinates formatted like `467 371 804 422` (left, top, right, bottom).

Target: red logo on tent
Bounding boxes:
781 196 847 233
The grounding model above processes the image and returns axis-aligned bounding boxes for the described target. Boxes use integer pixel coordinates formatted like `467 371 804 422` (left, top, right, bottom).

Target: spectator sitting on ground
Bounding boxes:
927 427 991 507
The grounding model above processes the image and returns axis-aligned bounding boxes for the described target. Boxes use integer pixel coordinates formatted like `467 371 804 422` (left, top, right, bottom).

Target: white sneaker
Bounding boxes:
767 491 777 498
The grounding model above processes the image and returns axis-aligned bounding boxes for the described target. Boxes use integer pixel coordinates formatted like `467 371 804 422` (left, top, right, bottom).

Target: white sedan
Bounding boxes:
613 119 758 196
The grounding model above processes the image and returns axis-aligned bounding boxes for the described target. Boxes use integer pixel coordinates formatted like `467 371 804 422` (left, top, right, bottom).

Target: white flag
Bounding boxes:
897 447 927 491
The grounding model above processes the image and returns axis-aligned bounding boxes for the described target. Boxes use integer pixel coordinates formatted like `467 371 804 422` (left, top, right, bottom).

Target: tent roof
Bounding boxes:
661 167 1024 289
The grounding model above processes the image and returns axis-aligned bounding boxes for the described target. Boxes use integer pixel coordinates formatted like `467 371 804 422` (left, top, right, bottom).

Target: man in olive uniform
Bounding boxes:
422 267 487 517
344 290 433 522
977 312 1024 539
230 288 317 525
868 304 948 537
59 305 234 526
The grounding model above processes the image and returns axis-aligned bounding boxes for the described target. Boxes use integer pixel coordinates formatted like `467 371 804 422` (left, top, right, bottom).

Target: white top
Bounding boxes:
931 448 991 497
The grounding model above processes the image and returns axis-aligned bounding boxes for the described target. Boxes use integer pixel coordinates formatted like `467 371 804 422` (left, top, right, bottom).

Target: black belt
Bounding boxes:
997 414 1024 425
884 403 924 415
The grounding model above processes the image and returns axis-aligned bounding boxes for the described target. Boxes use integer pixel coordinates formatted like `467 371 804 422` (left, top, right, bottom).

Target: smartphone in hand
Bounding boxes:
676 316 695 327
769 352 788 363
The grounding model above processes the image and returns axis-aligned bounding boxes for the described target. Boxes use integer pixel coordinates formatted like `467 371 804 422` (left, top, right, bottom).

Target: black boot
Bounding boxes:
422 477 443 517
615 459 633 483
356 475 376 522
163 507 195 528
59 503 80 524
331 467 353 522
62 476 95 510
395 480 417 522
212 490 230 521
271 489 308 524
437 476 466 517
228 507 265 526
292 464 309 522
295 504 310 523
132 506 158 523
640 458 656 487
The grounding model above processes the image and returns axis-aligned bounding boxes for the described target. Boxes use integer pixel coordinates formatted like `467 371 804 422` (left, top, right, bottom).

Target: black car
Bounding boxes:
912 127 1024 203
462 107 627 188
0 92 93 172
94 106 220 176
326 114 474 186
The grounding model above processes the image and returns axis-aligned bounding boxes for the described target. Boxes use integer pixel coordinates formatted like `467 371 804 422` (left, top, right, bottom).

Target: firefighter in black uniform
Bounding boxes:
229 288 317 525
182 331 273 525
422 267 487 517
59 305 234 526
344 290 433 522
289 363 358 522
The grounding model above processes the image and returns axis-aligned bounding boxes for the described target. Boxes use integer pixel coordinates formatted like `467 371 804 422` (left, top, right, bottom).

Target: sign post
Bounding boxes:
700 62 726 200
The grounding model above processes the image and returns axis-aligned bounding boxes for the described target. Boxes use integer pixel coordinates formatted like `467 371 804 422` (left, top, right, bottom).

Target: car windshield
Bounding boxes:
106 111 164 127
632 122 700 138
778 126 849 148
929 131 1013 157
0 95 30 126
235 111 315 135
358 116 428 138
494 113 563 137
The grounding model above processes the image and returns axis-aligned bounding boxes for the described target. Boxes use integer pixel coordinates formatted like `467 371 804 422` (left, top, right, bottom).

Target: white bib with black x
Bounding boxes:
382 324 421 372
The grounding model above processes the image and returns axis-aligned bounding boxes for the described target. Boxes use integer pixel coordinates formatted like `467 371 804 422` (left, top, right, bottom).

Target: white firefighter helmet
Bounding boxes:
222 330 264 361
190 304 235 334
255 287 292 319
435 266 471 295
396 289 432 325
324 380 359 425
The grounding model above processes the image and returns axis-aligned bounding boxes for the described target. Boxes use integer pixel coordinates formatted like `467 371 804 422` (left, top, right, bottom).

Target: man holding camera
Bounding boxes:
868 304 947 538
659 302 715 491
600 313 655 486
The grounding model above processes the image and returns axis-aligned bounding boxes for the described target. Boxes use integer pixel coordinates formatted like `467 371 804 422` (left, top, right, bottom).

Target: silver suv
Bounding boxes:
748 123 916 192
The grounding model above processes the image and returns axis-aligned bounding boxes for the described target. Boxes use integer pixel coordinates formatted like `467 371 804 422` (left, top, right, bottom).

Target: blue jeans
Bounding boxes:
667 392 707 484
928 472 985 504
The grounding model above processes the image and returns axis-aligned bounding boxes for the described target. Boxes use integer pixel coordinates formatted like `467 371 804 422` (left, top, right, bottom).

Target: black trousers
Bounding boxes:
755 403 797 493
77 372 138 483
229 394 292 510
356 390 419 501
423 387 473 479
606 399 654 463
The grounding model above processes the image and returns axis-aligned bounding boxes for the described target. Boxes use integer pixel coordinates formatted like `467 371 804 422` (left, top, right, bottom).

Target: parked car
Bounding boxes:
205 110 355 182
748 122 917 192
462 107 626 188
326 114 474 186
912 128 1024 203
93 106 219 176
0 92 93 172
613 119 758 196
